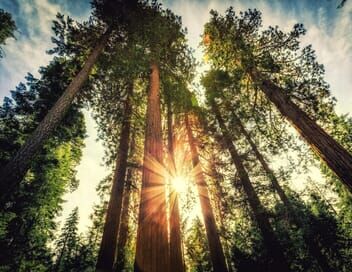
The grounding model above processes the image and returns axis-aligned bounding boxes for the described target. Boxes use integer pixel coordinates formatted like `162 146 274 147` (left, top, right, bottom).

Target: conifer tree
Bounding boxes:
0 8 16 58
202 8 352 192
53 207 80 272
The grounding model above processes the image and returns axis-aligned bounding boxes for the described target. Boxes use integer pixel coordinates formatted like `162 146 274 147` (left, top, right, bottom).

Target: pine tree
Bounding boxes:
53 207 80 272
0 8 16 58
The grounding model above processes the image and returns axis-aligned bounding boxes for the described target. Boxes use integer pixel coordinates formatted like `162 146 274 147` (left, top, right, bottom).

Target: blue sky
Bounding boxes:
0 0 351 231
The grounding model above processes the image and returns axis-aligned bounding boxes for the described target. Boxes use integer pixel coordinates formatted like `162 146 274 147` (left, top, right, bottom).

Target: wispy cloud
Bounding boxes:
0 0 90 100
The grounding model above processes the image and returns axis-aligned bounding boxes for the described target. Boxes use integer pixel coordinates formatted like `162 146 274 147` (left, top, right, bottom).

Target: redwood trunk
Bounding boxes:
167 100 185 272
232 113 333 272
249 69 352 193
96 82 133 272
0 28 111 200
134 63 169 272
185 113 228 272
210 102 291 271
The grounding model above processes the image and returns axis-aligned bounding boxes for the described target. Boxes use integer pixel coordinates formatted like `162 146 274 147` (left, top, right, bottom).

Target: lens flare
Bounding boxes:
171 175 188 194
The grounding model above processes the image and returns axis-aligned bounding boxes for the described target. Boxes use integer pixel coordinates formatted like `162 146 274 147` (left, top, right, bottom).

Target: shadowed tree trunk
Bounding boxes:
96 82 134 272
249 69 352 193
185 113 228 272
208 159 234 272
167 99 185 272
209 100 291 272
0 28 112 201
114 134 135 271
231 112 334 272
134 63 169 272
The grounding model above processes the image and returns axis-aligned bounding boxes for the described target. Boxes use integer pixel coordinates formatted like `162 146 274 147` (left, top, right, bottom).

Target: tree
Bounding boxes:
202 8 352 192
0 23 111 198
96 81 134 271
115 137 135 271
0 8 16 58
185 113 228 272
205 68 335 271
202 73 290 270
53 207 80 272
134 2 189 271
134 61 169 271
0 58 85 271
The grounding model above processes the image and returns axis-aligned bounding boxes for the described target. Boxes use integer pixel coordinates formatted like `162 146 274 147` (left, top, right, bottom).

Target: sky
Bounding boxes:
0 0 351 232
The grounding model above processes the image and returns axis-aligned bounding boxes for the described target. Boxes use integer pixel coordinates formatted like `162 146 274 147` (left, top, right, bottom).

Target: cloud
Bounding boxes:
0 0 90 101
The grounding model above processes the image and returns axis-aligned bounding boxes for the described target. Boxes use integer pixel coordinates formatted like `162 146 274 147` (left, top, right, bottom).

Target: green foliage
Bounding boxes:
53 207 81 272
0 57 85 271
185 218 213 272
0 9 16 58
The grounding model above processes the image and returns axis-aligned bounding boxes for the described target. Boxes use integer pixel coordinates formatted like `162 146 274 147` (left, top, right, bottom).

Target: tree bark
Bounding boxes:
96 82 134 272
134 63 169 272
114 134 135 271
249 69 352 193
210 101 291 272
0 28 111 200
208 159 234 272
167 99 185 272
231 112 334 272
185 113 228 272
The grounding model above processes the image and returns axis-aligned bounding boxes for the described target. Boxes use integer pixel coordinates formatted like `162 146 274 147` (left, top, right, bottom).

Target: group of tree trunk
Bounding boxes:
1 1 352 272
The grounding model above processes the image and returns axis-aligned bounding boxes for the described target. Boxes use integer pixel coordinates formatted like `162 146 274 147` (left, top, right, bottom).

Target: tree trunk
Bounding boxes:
249 69 352 193
134 63 169 272
167 99 185 272
0 28 111 200
210 101 291 272
114 135 134 272
185 113 228 272
231 112 334 272
96 82 134 272
208 159 234 272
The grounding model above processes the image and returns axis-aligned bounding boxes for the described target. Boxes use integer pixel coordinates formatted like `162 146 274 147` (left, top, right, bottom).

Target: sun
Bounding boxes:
171 175 188 194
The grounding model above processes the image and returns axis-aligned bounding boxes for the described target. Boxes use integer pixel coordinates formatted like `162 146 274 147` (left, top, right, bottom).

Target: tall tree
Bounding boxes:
0 25 111 198
167 96 185 272
230 110 334 272
135 62 169 271
115 136 135 271
202 8 352 192
96 82 134 271
203 81 291 270
185 113 228 272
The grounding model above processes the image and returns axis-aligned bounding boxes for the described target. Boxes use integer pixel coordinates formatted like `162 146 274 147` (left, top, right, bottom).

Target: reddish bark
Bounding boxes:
134 63 169 272
167 100 185 272
185 113 228 272
249 69 352 193
96 82 133 272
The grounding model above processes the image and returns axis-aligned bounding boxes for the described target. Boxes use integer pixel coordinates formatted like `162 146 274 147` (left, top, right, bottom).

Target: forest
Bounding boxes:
0 0 351 271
